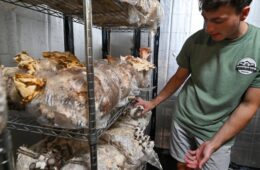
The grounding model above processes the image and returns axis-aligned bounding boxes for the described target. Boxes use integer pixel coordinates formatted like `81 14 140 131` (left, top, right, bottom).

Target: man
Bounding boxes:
136 0 260 169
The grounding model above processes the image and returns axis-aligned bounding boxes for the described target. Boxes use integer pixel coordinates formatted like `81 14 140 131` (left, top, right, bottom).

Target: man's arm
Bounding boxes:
185 87 260 169
210 87 260 150
136 67 190 113
152 67 190 106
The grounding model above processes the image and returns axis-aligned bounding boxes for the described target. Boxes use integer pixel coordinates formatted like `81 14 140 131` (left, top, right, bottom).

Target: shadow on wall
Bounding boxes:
230 109 260 169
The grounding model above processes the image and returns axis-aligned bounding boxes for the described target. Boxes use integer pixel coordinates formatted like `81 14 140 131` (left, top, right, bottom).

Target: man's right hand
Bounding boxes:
134 97 156 115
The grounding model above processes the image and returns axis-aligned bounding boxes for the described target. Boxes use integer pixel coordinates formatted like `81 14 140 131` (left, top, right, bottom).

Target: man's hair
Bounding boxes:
199 0 253 12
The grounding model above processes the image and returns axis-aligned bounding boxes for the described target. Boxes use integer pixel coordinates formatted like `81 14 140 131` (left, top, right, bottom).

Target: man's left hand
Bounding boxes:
184 141 215 169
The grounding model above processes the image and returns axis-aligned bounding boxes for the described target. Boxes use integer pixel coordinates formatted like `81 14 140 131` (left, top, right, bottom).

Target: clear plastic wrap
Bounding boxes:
103 126 145 166
118 0 138 6
16 137 90 170
62 144 126 170
18 0 162 28
16 147 39 170
27 67 90 129
16 143 125 170
2 67 24 109
115 109 152 128
4 52 155 129
102 111 162 169
119 0 154 14
125 0 164 30
27 57 153 129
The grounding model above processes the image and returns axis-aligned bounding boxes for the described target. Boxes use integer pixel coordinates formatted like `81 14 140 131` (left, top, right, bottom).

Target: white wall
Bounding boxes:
0 2 64 66
0 1 102 66
73 23 102 61
110 31 133 57
247 0 260 27
0 2 149 65
110 31 149 57
158 0 203 94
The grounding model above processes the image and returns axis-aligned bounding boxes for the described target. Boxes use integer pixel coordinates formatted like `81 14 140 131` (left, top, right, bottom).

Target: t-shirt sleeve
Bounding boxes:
176 37 193 70
250 73 260 88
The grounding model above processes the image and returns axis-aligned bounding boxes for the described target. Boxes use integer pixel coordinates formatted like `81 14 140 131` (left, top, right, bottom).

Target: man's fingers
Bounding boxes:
184 150 199 169
187 150 197 155
184 157 198 169
185 151 196 161
199 155 209 169
184 155 197 163
186 163 198 169
134 97 144 106
134 96 143 102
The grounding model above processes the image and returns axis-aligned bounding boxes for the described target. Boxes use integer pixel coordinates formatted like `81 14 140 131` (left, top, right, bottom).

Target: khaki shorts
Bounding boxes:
170 121 231 170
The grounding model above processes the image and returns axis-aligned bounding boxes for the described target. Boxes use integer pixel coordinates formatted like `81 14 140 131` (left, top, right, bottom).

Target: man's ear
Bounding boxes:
240 6 250 21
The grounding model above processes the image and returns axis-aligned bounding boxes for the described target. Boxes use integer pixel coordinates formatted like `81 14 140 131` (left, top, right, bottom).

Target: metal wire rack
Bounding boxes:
0 1 158 169
7 101 133 141
0 0 83 24
0 0 151 27
0 0 160 28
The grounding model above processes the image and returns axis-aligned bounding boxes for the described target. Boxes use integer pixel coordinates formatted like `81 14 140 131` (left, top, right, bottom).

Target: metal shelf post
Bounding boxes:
149 27 160 140
83 0 97 169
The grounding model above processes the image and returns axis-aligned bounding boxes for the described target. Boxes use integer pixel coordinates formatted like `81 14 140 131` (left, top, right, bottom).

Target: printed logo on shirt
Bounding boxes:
236 58 257 75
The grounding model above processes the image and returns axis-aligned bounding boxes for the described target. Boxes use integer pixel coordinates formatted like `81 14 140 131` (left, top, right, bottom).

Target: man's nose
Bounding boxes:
204 22 215 34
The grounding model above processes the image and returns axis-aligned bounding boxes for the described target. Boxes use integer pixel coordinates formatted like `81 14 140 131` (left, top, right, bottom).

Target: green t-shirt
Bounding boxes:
175 24 260 141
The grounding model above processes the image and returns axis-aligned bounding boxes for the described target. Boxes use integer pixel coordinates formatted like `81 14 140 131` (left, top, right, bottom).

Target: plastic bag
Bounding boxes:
118 0 138 6
62 144 126 170
16 137 90 170
5 52 155 129
26 67 89 129
126 0 164 30
1 67 24 109
102 111 162 169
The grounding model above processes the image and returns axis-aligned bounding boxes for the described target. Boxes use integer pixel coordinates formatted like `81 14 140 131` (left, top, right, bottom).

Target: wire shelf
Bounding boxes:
0 0 159 28
7 102 132 141
0 0 83 24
